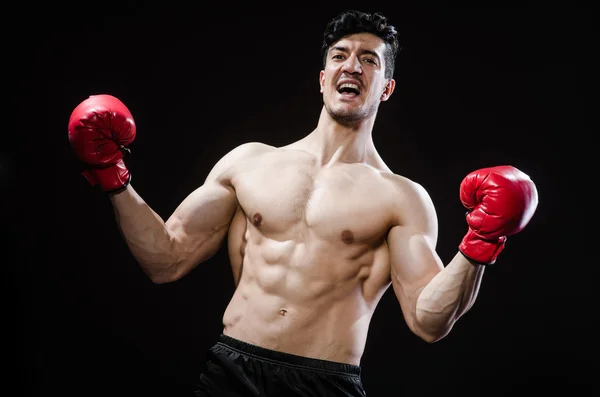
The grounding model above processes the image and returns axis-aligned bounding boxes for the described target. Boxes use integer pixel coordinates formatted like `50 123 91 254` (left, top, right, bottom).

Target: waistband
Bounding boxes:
217 334 361 377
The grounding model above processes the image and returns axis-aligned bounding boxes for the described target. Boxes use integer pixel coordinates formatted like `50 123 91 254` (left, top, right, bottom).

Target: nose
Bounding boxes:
341 54 362 74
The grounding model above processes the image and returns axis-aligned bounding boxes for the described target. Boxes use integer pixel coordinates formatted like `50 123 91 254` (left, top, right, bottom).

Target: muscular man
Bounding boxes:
67 10 538 397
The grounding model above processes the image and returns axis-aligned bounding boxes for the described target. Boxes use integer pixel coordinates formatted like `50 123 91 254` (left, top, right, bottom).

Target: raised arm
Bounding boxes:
386 177 482 343
387 166 538 343
67 93 263 284
110 143 263 283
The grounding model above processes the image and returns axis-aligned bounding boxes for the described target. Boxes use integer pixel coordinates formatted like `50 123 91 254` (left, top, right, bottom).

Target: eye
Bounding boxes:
363 58 377 65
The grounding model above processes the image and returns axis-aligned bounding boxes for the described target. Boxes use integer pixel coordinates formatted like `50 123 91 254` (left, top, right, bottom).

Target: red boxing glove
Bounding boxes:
68 94 136 193
458 165 538 265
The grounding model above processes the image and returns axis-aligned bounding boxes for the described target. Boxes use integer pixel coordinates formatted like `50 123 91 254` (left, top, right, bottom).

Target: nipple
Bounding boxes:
252 213 263 227
341 230 354 244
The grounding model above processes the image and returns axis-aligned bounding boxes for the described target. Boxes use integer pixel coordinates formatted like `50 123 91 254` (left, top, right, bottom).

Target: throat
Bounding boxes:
306 125 377 167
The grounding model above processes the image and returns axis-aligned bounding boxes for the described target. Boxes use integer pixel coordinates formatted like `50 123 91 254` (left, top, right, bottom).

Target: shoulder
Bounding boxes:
219 141 277 165
382 172 432 204
226 141 276 158
382 172 438 232
206 141 275 182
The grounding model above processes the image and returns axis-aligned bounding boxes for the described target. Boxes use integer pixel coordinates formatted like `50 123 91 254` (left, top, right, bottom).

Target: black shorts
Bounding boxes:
194 334 367 397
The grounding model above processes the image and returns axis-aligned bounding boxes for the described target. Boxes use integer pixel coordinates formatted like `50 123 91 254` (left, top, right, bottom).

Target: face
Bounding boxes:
319 33 395 125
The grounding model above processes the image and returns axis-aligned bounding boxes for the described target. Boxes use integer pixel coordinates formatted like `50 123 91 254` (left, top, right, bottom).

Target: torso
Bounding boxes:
222 143 399 365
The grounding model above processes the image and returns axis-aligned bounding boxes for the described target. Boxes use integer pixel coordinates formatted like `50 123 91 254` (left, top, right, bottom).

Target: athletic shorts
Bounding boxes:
193 334 367 397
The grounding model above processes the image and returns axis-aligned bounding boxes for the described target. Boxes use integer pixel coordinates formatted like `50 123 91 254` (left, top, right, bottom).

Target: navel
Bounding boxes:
279 308 287 316
252 213 263 227
341 229 354 244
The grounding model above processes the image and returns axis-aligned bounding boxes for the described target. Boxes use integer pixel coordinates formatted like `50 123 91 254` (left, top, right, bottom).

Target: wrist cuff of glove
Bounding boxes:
81 159 131 194
459 232 506 266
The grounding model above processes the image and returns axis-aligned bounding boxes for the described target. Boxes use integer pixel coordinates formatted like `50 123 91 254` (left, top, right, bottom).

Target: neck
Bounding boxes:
303 106 379 167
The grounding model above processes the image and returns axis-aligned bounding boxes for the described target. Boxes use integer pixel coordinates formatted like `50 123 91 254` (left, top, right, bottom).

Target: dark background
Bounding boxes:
11 3 591 397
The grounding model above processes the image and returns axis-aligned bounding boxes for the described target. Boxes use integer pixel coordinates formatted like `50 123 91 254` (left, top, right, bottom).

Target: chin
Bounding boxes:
332 113 363 126
329 105 371 124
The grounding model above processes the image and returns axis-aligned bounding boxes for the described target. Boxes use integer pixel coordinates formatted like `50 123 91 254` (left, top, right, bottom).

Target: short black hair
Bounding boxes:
321 10 400 79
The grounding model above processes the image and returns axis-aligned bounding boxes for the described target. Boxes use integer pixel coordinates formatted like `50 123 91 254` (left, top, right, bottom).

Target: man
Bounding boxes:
67 10 538 397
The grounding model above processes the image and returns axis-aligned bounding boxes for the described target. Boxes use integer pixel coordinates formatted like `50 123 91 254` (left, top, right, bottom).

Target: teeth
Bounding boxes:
339 83 359 91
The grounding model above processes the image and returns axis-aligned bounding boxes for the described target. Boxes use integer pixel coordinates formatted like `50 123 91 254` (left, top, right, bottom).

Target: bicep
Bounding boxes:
162 141 269 278
164 180 238 274
165 141 260 247
387 181 444 320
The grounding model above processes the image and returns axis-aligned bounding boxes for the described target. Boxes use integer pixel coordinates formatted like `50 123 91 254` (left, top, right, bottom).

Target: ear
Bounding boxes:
319 70 325 93
380 79 396 101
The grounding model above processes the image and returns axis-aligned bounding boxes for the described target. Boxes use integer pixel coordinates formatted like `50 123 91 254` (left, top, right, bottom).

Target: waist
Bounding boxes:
216 333 362 377
224 287 371 364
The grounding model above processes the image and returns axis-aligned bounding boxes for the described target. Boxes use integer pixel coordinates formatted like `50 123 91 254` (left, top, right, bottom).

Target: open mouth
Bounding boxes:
337 83 360 96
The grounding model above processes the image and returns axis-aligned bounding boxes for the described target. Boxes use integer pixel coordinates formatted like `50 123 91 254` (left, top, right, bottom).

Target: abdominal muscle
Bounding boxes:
222 230 388 366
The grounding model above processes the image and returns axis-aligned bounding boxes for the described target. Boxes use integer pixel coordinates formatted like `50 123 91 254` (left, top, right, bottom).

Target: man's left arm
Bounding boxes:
387 166 538 343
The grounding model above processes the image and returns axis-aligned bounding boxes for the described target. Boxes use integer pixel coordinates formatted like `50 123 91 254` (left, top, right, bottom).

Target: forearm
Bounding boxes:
110 185 176 277
415 252 484 340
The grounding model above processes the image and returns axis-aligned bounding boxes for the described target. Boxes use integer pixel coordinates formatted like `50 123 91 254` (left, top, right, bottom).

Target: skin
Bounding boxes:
109 32 484 366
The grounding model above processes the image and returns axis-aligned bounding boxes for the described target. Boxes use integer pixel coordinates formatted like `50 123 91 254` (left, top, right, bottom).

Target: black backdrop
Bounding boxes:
11 3 591 397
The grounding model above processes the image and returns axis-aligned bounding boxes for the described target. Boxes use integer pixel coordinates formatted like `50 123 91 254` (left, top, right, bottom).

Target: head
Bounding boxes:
321 10 400 80
319 10 400 126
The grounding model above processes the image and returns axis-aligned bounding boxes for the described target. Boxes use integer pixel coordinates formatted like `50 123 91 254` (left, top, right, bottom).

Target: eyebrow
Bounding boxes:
330 45 381 62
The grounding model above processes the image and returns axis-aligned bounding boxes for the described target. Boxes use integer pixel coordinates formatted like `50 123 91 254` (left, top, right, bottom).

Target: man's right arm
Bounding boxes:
67 94 267 283
110 142 263 283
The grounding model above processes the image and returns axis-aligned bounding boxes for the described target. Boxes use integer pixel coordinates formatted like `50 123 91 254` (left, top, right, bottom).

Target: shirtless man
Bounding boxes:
67 10 539 397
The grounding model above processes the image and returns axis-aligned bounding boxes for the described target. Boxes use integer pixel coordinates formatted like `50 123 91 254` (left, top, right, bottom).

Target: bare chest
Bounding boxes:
232 157 394 244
